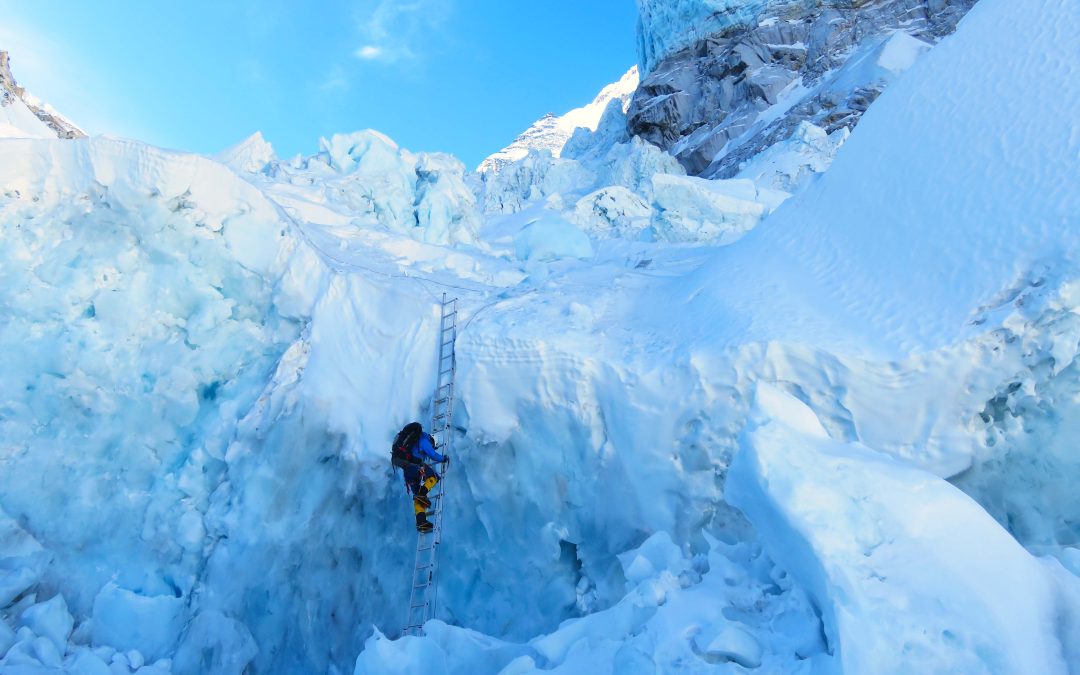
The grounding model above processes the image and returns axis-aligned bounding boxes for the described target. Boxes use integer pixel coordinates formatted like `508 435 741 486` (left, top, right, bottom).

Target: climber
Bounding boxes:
391 422 449 533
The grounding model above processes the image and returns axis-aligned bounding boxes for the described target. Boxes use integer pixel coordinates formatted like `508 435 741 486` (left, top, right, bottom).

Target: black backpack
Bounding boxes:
391 422 424 470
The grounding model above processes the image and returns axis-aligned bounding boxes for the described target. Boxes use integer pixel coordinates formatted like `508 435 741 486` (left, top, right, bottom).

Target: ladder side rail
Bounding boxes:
404 294 458 636
424 296 456 625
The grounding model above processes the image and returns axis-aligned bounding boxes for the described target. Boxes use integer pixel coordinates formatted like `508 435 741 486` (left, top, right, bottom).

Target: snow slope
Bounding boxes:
647 0 1078 358
0 0 1077 672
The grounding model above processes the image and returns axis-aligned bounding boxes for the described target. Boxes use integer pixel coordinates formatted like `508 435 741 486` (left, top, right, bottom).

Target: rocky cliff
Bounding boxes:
628 0 977 176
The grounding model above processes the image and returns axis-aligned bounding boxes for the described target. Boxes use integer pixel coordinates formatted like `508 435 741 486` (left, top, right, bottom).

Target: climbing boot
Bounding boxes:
416 513 432 532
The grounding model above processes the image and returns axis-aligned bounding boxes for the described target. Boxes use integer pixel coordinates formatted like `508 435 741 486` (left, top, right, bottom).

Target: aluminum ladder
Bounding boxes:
404 294 457 637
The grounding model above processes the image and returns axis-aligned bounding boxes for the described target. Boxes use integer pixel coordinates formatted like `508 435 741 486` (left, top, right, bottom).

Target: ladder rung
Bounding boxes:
407 297 456 634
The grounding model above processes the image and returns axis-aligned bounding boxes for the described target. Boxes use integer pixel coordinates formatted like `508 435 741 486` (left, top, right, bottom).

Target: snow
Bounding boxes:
171 611 257 675
0 621 14 660
0 511 48 608
569 186 652 240
513 216 594 262
0 0 1077 671
650 0 1080 357
20 595 73 656
475 134 687 233
214 131 276 174
821 31 933 106
728 385 1073 673
0 95 56 139
704 624 762 668
735 121 848 192
92 583 186 661
478 67 639 174
251 130 482 247
876 31 932 74
651 174 789 244
354 532 828 673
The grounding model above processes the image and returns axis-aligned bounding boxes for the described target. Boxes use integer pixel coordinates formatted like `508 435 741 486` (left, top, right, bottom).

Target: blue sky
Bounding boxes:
0 1 639 169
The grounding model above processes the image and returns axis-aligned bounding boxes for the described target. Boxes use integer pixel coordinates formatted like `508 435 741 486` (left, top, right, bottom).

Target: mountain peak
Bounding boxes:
477 66 640 174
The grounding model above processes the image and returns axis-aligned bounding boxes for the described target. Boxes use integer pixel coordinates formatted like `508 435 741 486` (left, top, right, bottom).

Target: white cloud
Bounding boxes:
355 45 384 60
352 0 451 65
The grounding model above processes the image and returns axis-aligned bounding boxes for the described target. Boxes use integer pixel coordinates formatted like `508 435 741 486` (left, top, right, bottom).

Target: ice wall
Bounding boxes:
0 137 303 671
636 0 770 74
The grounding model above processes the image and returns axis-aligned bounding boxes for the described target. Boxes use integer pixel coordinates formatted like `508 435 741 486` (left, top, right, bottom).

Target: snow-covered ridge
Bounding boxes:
0 51 85 140
477 66 639 174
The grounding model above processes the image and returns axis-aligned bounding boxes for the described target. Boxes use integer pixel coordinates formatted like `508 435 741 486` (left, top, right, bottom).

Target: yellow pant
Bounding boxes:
413 475 439 514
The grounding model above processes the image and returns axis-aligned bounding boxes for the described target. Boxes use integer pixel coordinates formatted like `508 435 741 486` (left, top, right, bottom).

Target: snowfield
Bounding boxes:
0 0 1078 673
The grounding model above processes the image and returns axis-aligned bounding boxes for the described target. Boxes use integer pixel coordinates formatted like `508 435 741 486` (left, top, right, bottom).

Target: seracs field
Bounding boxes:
1 0 1079 673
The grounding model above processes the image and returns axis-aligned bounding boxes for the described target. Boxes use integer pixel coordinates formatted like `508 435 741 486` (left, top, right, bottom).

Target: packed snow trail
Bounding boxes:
405 295 458 637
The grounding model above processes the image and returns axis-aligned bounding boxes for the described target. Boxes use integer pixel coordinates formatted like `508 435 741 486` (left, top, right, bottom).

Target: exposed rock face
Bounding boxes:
628 0 977 177
0 50 86 139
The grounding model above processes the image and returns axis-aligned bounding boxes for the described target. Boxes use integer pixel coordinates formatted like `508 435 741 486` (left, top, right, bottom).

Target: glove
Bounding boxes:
442 454 451 467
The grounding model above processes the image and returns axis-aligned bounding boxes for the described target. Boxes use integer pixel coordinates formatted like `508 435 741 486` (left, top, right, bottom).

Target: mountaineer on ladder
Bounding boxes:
391 423 449 533
400 294 457 637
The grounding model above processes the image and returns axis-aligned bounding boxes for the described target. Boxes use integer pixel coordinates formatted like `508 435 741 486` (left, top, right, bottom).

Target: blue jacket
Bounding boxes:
415 433 446 463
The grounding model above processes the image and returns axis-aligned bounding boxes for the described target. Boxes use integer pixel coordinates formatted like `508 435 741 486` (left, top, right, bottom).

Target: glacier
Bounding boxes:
0 0 1078 672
